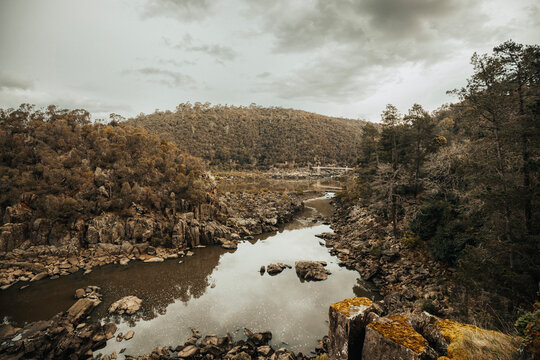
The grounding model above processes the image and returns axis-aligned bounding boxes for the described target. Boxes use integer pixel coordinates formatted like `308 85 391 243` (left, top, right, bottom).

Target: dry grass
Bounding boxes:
436 319 520 360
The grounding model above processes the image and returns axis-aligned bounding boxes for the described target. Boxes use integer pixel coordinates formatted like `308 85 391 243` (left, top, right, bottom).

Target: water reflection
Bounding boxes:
0 195 375 357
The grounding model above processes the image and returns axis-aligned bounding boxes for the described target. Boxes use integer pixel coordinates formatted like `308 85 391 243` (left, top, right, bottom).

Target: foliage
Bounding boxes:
343 40 540 317
515 306 540 353
127 103 368 167
0 105 210 241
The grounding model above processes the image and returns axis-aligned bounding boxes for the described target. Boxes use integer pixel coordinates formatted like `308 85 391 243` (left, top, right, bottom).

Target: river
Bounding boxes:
0 194 374 357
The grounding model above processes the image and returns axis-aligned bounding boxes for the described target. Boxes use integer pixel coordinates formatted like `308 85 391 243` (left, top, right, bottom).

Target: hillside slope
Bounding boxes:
126 103 367 167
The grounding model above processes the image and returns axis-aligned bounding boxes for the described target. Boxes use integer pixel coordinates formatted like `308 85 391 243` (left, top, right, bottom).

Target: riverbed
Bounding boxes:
0 194 374 357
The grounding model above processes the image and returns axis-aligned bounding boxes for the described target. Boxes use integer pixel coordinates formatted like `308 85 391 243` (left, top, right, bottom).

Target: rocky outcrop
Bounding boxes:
108 295 143 315
295 260 331 281
0 289 113 359
325 297 519 360
0 191 304 289
328 297 379 360
266 263 291 275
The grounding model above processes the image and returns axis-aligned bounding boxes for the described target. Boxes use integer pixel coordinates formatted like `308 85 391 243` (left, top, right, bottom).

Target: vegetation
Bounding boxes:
342 41 539 324
126 104 367 167
0 104 210 244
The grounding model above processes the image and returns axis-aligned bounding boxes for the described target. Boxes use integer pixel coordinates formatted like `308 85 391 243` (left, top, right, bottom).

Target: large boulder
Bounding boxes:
328 297 377 360
67 298 99 323
108 295 143 315
362 315 432 360
295 260 331 281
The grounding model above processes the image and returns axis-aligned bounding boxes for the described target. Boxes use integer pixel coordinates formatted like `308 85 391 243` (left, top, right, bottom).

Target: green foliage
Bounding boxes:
126 103 368 167
515 306 540 353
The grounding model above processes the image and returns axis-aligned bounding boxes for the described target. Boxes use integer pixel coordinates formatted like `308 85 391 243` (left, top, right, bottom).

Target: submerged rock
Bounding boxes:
108 295 143 315
295 260 331 281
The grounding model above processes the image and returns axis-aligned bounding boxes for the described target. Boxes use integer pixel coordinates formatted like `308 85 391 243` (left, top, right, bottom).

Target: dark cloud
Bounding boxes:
125 67 195 88
0 72 33 91
243 0 496 101
175 34 237 62
256 72 271 79
142 0 212 21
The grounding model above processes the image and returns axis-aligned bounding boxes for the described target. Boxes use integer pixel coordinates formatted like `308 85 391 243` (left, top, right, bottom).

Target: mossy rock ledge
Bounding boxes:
327 297 519 360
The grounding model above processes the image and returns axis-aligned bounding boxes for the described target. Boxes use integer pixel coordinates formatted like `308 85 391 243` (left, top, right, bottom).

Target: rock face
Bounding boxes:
266 263 291 275
328 297 378 360
362 316 431 360
108 295 143 315
325 298 518 360
295 260 331 281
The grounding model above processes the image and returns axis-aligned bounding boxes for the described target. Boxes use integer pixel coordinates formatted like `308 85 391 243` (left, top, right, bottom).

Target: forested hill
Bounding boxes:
126 104 367 167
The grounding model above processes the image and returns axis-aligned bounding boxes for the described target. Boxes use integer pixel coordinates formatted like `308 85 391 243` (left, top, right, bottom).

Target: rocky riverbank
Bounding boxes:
0 192 303 290
322 201 455 318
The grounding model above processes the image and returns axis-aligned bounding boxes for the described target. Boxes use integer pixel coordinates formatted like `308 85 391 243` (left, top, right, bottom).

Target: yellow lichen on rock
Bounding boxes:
330 297 373 317
367 315 428 354
435 319 519 360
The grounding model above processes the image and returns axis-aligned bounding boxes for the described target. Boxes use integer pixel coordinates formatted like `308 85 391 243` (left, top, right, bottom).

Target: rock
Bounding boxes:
0 324 21 340
116 332 123 342
328 297 377 360
103 323 117 340
143 257 164 263
257 345 273 356
266 263 291 276
244 328 272 346
178 344 199 358
30 271 48 282
260 265 266 274
362 315 431 360
124 330 135 340
108 295 142 315
75 288 86 299
295 260 331 281
67 298 97 323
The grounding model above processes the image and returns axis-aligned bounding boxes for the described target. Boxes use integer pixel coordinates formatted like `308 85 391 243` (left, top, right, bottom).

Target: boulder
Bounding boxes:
266 263 291 276
178 344 199 358
124 330 135 340
108 295 142 315
295 260 331 281
328 297 377 360
67 298 97 323
362 315 431 360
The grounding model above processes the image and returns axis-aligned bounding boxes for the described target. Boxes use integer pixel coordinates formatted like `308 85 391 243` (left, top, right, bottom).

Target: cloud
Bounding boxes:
141 0 213 21
256 72 271 79
0 72 33 91
174 34 238 62
124 67 196 88
242 0 508 102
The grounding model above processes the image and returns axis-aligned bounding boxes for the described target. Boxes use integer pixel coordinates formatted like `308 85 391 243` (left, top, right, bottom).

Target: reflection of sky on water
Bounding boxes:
100 222 373 357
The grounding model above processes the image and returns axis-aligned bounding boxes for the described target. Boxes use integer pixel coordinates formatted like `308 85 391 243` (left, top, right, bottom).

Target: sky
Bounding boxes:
0 0 538 122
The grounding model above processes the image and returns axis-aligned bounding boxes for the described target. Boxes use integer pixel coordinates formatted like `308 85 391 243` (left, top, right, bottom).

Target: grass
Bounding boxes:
436 319 520 360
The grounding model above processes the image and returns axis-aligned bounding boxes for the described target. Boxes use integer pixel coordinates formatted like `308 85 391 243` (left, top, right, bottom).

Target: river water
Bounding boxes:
0 194 374 357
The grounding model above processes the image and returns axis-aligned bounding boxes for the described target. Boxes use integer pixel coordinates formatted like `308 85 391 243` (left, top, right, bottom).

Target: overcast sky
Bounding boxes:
0 0 538 122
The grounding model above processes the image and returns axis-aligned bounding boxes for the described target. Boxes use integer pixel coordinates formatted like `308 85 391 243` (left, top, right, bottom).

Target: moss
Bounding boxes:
367 315 428 354
330 297 373 317
434 319 519 360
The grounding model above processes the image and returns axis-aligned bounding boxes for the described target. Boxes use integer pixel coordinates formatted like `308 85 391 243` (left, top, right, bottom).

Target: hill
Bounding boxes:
126 103 367 167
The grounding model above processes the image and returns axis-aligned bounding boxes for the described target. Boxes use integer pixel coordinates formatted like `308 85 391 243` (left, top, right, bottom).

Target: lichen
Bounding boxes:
330 297 373 317
434 319 519 360
367 315 428 354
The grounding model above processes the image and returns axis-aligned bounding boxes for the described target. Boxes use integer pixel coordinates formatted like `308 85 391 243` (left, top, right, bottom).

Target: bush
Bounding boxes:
515 305 540 354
